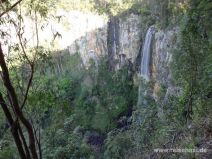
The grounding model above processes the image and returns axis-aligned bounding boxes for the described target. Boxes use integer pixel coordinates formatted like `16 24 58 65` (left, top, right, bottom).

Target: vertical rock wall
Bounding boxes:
152 27 180 100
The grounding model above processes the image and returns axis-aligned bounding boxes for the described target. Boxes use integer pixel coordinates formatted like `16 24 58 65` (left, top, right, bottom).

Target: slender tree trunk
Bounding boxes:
0 94 27 159
0 44 38 159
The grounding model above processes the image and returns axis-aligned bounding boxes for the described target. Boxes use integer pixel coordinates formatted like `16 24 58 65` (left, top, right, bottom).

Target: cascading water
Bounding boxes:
140 26 155 81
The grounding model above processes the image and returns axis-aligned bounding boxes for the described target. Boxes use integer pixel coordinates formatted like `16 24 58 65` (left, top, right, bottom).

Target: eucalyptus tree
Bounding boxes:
0 0 69 158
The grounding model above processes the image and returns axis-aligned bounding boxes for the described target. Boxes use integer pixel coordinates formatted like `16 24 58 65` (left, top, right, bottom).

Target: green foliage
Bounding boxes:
171 0 212 119
104 129 133 159
9 51 137 157
0 147 16 159
93 0 134 16
73 58 137 132
0 137 17 159
23 0 76 17
43 128 95 159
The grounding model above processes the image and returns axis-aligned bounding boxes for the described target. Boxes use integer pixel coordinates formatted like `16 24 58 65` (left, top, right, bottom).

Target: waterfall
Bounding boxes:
140 26 155 81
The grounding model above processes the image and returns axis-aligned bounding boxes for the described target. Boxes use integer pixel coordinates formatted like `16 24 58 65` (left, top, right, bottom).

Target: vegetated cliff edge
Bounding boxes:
68 13 180 98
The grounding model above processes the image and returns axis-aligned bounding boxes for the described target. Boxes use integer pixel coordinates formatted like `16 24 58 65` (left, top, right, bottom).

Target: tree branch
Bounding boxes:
0 0 22 18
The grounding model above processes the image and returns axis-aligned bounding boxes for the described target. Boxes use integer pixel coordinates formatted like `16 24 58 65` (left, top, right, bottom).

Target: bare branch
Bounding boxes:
16 6 35 109
33 10 39 62
0 0 23 18
21 64 34 109
17 31 33 66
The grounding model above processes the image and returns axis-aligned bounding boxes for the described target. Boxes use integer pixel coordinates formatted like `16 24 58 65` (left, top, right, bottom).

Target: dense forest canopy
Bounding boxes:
0 0 211 159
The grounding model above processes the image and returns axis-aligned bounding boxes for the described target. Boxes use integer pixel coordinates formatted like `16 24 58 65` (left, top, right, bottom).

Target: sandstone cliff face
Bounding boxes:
68 14 143 69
